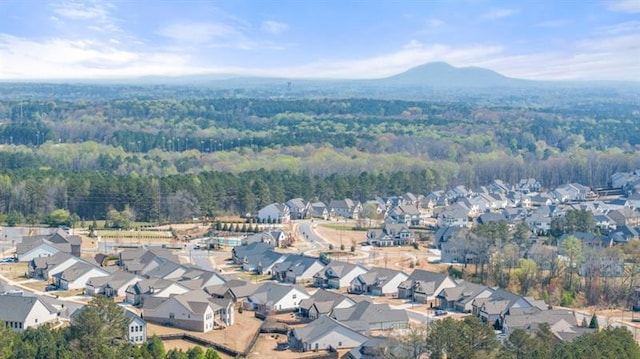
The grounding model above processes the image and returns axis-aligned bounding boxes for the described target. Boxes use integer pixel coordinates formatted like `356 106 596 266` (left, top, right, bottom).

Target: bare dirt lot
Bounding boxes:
248 333 340 359
315 224 446 273
147 309 262 354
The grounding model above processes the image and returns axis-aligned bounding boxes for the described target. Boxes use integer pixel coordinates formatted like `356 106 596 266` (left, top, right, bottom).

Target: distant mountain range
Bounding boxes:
378 61 531 88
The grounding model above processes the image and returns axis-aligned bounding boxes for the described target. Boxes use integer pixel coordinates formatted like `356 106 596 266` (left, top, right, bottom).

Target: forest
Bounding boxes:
0 83 638 223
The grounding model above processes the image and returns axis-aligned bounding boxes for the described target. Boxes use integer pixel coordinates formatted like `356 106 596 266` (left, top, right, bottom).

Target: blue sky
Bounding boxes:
0 0 638 81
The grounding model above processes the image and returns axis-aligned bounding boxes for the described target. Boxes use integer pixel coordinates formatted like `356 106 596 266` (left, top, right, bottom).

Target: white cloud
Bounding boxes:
0 34 208 79
261 20 289 34
426 18 445 27
597 20 640 35
264 43 504 79
470 33 640 81
51 1 111 20
606 0 640 13
480 8 519 21
157 22 244 44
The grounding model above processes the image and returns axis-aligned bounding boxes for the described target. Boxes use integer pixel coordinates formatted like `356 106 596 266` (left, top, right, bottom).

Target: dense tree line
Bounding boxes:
386 317 639 359
0 296 222 359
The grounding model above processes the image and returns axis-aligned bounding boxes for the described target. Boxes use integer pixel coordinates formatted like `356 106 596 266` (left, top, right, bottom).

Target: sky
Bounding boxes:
0 0 639 81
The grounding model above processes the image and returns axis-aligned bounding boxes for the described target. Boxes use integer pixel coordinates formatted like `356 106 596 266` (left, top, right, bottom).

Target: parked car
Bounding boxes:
434 309 448 316
45 284 58 292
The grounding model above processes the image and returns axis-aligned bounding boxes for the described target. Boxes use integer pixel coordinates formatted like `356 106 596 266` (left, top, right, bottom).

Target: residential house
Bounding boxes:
594 215 617 233
472 289 545 329
607 207 640 227
329 199 362 219
205 279 259 306
245 282 310 313
177 268 226 290
86 270 144 298
286 198 310 220
125 278 190 306
123 308 147 345
17 229 82 263
28 251 81 279
633 287 640 311
502 307 592 341
529 194 554 207
366 223 414 246
119 247 180 276
558 232 611 250
436 281 494 313
245 229 289 247
313 261 368 289
145 260 188 280
309 201 331 220
272 254 326 284
349 268 408 297
434 226 466 263
143 289 234 332
387 205 421 226
299 289 356 319
0 294 59 332
257 203 291 224
231 242 274 265
516 178 541 193
244 249 287 274
477 212 508 225
55 262 110 290
345 337 401 359
437 204 470 228
332 300 409 331
524 243 559 270
397 269 457 307
288 315 370 353
525 213 552 235
607 226 640 245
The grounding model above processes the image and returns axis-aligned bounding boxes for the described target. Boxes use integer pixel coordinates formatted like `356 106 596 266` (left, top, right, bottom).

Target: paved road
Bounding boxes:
298 222 327 253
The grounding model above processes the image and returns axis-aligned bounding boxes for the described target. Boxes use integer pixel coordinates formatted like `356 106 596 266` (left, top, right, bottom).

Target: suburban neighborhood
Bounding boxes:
1 169 640 357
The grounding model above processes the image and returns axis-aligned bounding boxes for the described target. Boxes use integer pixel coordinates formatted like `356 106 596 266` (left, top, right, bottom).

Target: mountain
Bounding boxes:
379 61 531 88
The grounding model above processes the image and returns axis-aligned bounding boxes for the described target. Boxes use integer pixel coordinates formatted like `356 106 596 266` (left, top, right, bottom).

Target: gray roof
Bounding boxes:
30 251 75 270
399 270 450 293
205 279 259 299
56 262 103 281
87 270 140 289
233 242 274 260
293 315 369 344
249 282 308 306
273 254 323 277
315 261 367 280
437 281 491 305
332 300 408 327
0 294 57 322
355 268 405 287
299 289 352 312
17 237 71 255
145 260 185 279
127 278 182 295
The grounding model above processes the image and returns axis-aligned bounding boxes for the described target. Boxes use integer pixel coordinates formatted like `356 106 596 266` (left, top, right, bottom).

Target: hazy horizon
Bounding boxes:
1 0 639 82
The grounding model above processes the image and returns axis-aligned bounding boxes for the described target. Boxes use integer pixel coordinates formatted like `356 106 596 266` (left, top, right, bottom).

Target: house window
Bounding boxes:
169 313 175 319
339 341 342 347
292 294 297 299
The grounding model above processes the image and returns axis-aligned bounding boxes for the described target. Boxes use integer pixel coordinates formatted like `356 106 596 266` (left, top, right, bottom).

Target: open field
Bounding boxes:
0 262 28 280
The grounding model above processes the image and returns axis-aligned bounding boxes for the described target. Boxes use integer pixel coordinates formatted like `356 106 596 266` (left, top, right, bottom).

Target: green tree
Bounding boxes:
67 296 131 359
426 316 498 359
186 346 205 359
46 209 71 227
204 348 222 359
588 314 599 329
0 323 17 359
144 335 165 359
561 236 583 289
5 210 24 226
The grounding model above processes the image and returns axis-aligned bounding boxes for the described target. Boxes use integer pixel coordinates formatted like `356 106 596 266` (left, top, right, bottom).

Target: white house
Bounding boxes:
246 282 310 313
123 308 147 345
86 271 144 298
257 203 291 224
350 268 408 296
143 290 234 332
55 262 110 290
0 294 59 332
125 278 190 306
289 315 369 352
313 261 369 289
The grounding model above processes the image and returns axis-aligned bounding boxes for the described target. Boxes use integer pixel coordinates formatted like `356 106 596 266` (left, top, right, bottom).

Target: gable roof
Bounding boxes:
292 315 369 344
249 282 308 306
332 300 408 327
0 294 57 322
